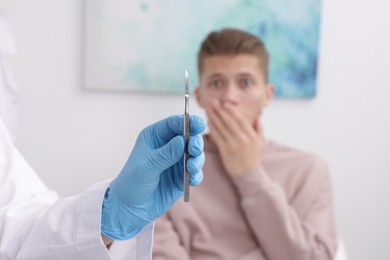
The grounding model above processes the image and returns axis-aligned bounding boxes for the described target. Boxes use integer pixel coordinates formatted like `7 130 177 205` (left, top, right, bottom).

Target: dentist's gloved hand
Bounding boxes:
101 115 206 240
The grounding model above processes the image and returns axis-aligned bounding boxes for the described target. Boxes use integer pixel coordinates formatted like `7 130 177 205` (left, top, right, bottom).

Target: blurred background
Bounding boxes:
1 0 390 259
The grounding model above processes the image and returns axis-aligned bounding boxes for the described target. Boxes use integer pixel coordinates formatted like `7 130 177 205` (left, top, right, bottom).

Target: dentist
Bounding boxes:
0 10 206 260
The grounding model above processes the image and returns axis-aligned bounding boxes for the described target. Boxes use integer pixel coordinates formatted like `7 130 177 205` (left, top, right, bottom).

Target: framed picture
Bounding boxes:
83 0 322 97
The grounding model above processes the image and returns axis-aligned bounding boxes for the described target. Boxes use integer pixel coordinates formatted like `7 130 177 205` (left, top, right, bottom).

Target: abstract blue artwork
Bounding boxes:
83 0 322 97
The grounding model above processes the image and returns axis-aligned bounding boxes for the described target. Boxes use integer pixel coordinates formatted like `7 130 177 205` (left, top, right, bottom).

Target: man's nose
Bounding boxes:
220 84 239 104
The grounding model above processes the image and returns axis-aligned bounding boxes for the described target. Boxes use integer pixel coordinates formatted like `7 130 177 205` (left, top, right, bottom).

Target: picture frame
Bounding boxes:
83 0 322 97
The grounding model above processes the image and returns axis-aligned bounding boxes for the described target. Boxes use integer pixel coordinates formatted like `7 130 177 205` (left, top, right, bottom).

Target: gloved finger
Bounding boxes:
145 135 184 175
188 135 204 157
159 114 206 136
189 170 204 186
189 115 207 136
186 152 205 176
171 164 185 191
143 115 206 145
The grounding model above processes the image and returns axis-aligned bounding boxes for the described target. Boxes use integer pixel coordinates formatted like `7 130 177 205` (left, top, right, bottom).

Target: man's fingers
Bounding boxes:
207 101 257 146
212 102 243 138
207 103 229 144
223 102 257 139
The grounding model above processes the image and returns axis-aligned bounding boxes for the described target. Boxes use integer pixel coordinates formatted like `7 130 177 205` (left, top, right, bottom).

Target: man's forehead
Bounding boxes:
203 54 259 63
202 57 263 77
204 54 260 67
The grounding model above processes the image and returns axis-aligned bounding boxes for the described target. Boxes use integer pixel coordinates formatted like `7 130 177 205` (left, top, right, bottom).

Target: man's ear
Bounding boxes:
194 86 204 108
263 83 275 107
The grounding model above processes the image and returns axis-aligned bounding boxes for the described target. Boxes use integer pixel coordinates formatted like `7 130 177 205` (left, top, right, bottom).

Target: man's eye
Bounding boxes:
209 80 223 88
240 79 253 87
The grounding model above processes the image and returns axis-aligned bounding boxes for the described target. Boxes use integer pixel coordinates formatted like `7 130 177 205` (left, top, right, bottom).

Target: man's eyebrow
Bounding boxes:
237 72 255 77
207 72 224 78
205 72 256 79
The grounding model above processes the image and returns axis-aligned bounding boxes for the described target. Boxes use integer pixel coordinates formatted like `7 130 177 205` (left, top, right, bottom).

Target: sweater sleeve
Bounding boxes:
152 214 190 260
232 161 338 260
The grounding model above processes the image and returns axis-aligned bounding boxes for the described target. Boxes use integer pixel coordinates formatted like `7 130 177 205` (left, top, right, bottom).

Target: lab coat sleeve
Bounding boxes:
0 119 153 260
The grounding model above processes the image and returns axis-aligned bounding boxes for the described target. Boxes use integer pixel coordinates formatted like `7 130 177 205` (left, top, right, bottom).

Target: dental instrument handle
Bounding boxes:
184 70 190 202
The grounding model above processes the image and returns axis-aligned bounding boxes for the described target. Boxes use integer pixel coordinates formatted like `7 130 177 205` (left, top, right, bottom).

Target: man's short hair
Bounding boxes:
197 28 269 81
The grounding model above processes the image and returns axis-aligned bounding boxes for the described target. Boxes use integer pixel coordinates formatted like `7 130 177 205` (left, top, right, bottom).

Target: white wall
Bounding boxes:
2 0 390 259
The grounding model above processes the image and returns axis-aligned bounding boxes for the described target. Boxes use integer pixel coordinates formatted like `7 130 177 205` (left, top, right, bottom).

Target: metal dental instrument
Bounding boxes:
184 70 190 202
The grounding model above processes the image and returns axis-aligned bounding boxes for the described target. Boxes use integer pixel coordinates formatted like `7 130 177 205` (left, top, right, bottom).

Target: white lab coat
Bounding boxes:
0 10 153 260
0 119 154 259
0 8 19 142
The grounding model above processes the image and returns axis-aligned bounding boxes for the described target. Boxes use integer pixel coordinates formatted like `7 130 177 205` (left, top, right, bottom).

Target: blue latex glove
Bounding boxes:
101 115 206 240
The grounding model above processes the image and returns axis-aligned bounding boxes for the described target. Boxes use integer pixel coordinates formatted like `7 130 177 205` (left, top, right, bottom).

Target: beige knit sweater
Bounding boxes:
153 136 338 260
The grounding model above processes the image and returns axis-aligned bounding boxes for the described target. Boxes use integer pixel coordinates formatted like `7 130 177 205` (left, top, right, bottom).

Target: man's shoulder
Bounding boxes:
266 139 323 159
265 140 333 206
265 139 329 177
